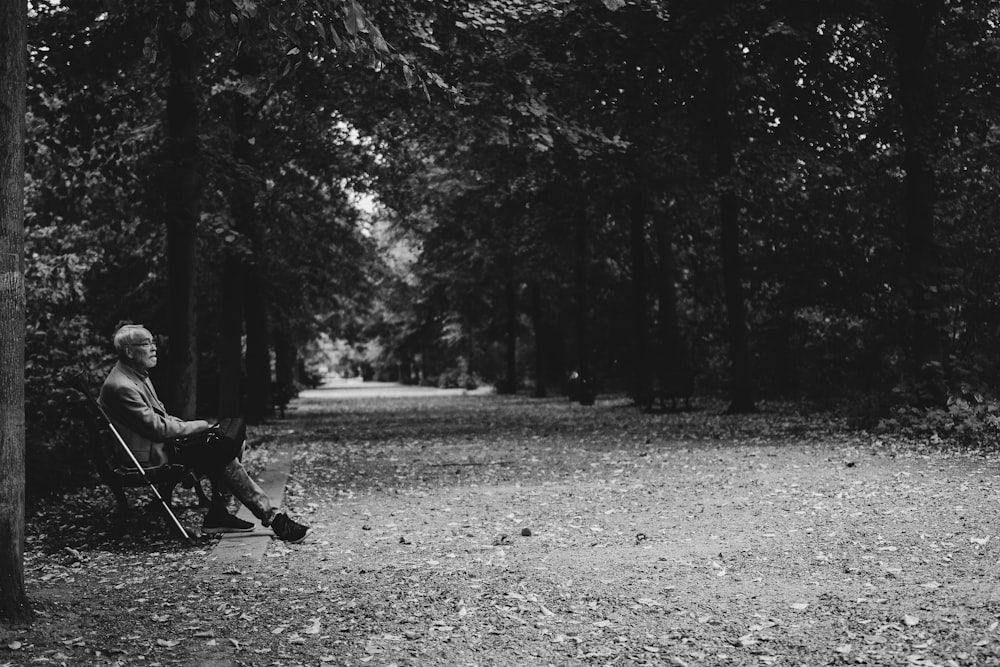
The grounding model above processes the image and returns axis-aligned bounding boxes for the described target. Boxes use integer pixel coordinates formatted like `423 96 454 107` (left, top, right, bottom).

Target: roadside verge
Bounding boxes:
202 446 293 568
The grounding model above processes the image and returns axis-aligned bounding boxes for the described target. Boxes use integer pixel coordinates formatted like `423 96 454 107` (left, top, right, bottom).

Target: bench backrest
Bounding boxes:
75 399 131 471
70 376 137 470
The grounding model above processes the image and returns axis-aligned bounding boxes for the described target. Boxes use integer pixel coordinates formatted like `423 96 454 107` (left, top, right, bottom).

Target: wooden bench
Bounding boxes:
71 377 209 515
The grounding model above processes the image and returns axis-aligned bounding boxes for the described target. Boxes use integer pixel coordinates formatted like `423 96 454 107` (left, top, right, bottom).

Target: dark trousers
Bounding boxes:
172 418 246 473
169 418 275 524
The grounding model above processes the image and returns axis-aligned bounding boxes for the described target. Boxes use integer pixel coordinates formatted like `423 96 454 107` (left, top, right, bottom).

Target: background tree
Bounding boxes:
162 0 202 418
349 0 1000 417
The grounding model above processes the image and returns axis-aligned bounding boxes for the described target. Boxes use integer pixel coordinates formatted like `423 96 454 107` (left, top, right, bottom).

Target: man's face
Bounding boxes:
126 330 158 370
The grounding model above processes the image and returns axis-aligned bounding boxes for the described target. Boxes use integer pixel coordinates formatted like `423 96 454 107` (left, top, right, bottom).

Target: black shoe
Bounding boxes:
202 510 255 534
271 513 308 543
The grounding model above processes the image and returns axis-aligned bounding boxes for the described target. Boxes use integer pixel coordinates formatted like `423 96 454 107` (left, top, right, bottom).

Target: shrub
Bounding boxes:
874 387 1000 450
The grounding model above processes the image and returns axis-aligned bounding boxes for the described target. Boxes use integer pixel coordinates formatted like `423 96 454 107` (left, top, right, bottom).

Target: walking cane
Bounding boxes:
72 377 192 543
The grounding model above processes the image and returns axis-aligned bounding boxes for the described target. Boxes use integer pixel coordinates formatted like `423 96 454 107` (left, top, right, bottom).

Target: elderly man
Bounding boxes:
99 323 308 543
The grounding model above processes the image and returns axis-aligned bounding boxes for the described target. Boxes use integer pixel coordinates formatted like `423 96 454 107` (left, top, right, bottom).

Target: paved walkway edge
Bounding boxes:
206 446 293 565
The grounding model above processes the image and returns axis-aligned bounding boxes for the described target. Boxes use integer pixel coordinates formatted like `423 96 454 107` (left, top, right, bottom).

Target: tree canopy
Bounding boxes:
16 0 1000 491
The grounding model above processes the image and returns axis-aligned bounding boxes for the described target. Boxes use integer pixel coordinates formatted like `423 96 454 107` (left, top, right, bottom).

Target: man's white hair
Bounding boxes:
113 324 151 358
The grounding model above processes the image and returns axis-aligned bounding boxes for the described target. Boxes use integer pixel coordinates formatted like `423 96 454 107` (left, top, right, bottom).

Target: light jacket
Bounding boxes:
98 361 208 468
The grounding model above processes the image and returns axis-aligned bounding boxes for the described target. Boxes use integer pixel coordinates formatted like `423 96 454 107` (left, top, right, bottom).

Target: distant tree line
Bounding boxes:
351 0 1000 424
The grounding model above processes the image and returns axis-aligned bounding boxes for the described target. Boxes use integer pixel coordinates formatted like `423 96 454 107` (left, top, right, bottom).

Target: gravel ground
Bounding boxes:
4 388 1000 667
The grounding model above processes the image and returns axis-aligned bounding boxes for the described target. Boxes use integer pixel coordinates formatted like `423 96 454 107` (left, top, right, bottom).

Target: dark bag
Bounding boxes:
168 417 247 471
212 417 247 448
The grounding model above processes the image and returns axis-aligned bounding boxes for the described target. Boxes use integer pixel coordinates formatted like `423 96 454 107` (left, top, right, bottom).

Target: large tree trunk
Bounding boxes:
499 280 517 394
653 206 680 356
889 0 945 405
653 202 693 408
242 201 271 422
628 183 653 407
216 255 243 418
217 79 253 419
573 200 595 405
553 309 568 390
230 45 270 423
530 282 547 398
272 325 297 417
162 9 200 419
719 189 754 413
708 41 755 414
273 326 297 392
464 312 476 385
243 257 271 423
0 0 32 623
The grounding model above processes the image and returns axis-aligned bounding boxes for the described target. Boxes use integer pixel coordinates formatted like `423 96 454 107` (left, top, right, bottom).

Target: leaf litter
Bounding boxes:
4 395 1000 665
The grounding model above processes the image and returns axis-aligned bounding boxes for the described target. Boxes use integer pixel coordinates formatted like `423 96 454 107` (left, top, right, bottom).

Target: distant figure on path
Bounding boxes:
99 323 309 543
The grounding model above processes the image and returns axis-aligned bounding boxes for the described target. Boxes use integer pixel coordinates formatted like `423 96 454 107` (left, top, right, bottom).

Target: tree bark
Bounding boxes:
653 202 693 408
218 71 253 419
719 189 755 413
243 258 271 423
273 326 297 392
162 8 200 419
888 0 945 404
530 282 547 398
628 183 653 407
272 325 297 416
653 205 680 354
500 280 517 393
554 309 568 391
229 45 270 423
573 197 594 405
216 254 244 418
0 0 32 623
708 40 756 414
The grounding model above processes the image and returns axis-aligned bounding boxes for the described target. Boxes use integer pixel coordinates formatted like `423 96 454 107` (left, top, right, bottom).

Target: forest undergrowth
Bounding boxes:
4 391 1000 667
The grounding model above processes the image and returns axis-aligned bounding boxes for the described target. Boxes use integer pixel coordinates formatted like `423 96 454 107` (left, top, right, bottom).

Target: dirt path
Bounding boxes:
5 389 1000 666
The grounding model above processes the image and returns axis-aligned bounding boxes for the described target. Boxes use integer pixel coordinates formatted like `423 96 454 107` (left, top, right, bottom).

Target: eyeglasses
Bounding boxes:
129 340 156 348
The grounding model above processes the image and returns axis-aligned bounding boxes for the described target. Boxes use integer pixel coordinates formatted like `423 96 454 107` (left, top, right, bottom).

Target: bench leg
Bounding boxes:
192 479 211 507
158 483 176 506
181 472 212 508
111 485 130 513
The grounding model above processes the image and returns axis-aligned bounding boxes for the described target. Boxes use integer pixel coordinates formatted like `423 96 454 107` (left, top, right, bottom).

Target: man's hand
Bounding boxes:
189 419 215 432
